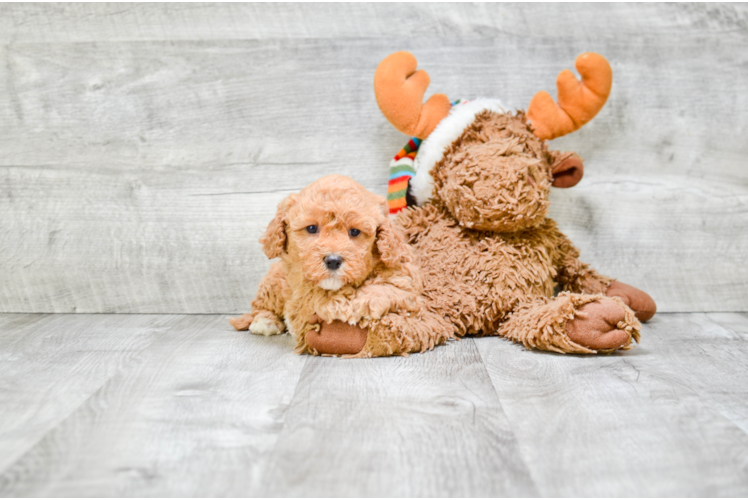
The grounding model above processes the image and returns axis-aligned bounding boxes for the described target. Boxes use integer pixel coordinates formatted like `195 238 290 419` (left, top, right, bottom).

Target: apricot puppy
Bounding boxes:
230 174 452 357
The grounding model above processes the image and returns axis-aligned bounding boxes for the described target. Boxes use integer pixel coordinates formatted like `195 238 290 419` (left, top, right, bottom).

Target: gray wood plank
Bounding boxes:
0 4 747 314
0 315 306 497
1 3 746 43
2 312 748 496
0 313 176 473
642 312 748 435
475 313 748 497
257 338 538 497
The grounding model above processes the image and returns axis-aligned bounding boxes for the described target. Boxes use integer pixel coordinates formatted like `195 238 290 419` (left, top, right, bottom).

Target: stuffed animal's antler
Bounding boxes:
527 53 613 141
374 51 452 139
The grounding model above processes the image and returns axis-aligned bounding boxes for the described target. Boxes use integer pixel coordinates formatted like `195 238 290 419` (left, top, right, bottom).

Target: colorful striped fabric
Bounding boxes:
386 137 421 215
385 100 465 216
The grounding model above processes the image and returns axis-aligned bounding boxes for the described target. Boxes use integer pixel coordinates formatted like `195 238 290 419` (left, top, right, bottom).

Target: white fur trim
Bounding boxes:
318 277 344 291
249 316 282 336
411 98 508 205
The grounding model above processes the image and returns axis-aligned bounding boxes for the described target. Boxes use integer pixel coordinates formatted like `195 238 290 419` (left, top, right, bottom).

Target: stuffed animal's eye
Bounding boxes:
349 228 361 237
306 225 318 234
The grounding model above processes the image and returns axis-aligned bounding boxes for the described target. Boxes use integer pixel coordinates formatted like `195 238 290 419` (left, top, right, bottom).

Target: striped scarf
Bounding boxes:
386 137 421 215
386 100 464 216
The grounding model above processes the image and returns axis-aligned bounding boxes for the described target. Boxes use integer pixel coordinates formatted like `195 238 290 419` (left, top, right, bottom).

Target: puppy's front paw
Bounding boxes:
363 296 391 320
351 292 401 320
249 316 283 336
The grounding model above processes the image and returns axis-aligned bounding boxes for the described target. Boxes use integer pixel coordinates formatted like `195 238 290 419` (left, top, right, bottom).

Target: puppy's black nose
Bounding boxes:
323 254 343 271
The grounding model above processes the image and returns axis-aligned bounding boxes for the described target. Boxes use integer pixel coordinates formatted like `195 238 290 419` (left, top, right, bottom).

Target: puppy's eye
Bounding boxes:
305 225 318 234
349 228 361 237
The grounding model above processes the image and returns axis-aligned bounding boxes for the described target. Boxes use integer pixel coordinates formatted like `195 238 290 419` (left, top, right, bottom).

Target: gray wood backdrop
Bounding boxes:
1 3 747 314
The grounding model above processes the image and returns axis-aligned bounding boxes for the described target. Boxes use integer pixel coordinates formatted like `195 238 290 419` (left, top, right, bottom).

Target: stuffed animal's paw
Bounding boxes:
605 281 657 322
566 297 641 352
306 314 368 356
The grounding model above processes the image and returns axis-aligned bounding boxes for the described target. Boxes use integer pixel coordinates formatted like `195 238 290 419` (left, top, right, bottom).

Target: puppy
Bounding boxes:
229 174 452 357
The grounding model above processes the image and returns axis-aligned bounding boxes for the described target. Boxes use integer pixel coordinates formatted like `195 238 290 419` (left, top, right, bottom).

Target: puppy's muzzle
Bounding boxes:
323 254 343 271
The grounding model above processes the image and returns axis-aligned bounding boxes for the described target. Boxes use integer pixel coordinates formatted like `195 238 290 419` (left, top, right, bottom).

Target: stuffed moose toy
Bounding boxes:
374 51 657 354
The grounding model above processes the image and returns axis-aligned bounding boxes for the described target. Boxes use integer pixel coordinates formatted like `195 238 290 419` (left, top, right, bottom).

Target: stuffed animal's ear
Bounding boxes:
260 194 297 259
376 217 412 268
550 152 584 188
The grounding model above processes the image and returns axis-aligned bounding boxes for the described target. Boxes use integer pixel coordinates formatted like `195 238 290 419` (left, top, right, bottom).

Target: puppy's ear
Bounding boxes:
376 217 412 268
260 194 297 259
376 194 389 218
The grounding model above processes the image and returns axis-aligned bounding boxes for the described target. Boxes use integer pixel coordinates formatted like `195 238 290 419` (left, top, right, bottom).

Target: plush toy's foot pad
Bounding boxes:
606 280 657 322
306 315 368 356
566 298 637 352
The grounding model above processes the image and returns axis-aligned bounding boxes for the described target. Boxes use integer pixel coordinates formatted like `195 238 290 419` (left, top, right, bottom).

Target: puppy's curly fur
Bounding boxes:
230 175 453 357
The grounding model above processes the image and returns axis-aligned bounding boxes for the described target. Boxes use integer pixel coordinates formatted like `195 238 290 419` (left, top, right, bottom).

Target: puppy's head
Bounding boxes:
260 175 410 291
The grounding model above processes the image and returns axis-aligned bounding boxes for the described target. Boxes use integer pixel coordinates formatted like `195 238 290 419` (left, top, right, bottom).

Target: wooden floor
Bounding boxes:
1 313 747 497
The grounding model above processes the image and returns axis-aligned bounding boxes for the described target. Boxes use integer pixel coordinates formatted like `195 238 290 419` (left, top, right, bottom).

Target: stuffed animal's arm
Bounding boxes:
548 224 612 295
548 223 657 322
229 261 287 334
304 305 454 358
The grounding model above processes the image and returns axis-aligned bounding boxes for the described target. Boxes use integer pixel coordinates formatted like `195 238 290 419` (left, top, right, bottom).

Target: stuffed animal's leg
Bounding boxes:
549 225 657 323
304 308 454 358
498 292 641 354
229 261 287 336
302 314 369 355
559 269 656 323
356 308 454 358
605 281 657 322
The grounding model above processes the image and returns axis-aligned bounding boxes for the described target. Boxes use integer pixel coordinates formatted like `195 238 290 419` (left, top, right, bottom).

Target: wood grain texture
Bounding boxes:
0 314 306 497
475 313 748 497
256 339 537 497
0 3 747 313
1 312 748 496
0 314 176 473
641 312 748 435
1 3 746 43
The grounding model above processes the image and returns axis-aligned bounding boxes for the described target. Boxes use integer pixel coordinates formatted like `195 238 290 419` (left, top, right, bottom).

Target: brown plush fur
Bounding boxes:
229 175 453 357
395 111 652 354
